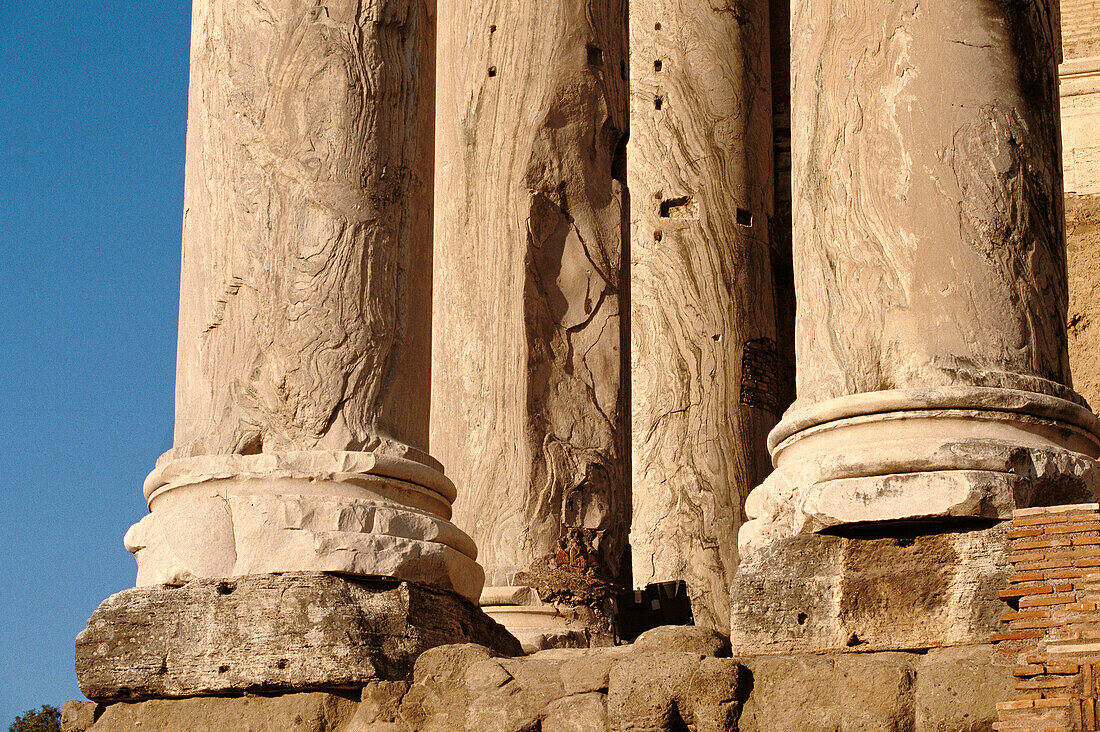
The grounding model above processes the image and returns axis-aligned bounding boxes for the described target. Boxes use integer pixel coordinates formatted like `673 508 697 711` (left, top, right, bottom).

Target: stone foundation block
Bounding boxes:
730 522 1010 654
69 692 359 732
75 573 521 702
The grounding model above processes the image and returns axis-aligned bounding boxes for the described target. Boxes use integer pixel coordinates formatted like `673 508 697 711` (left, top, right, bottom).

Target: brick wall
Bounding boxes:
1063 0 1100 61
994 504 1100 731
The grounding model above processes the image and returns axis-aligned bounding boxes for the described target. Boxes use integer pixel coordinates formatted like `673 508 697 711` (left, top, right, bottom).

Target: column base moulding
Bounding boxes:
74 572 522 703
740 387 1100 556
125 450 484 601
479 585 615 654
730 521 1011 655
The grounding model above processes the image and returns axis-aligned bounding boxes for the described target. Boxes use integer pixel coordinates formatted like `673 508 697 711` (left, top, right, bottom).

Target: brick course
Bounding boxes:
994 504 1100 731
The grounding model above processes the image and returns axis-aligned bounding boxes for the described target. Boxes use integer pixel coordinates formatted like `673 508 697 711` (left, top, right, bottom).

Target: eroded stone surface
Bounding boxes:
75 574 521 702
73 635 1009 731
915 646 1011 732
731 523 1010 654
627 0 778 632
737 653 916 732
85 693 359 732
431 0 630 596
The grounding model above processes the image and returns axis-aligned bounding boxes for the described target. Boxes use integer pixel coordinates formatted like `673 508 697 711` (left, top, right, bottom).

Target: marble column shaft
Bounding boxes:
628 0 777 630
430 0 630 597
125 0 483 602
740 0 1100 555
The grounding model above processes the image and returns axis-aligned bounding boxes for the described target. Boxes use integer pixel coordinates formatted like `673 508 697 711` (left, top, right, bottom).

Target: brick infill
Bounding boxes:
995 503 1100 732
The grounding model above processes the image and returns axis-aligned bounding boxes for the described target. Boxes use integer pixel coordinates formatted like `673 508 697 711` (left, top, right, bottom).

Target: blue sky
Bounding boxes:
0 2 191 721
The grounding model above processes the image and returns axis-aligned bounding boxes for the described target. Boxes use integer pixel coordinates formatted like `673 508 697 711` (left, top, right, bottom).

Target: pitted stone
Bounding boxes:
75 574 521 702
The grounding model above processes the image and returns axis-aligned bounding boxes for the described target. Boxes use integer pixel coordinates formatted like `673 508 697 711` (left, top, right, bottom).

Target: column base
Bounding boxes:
124 451 484 602
730 521 1010 654
479 586 612 653
75 572 522 703
740 387 1100 557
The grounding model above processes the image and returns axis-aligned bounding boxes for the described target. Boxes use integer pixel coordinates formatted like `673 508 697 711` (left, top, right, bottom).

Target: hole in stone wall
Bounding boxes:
587 45 604 67
489 24 496 34
488 66 497 77
654 231 663 243
655 95 664 110
218 665 230 674
797 612 808 625
736 208 753 227
654 59 663 72
654 21 662 30
276 659 289 670
215 581 235 596
659 195 695 219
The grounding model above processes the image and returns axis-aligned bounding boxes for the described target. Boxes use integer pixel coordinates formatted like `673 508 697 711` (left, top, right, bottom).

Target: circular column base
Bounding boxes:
123 451 485 602
740 387 1100 557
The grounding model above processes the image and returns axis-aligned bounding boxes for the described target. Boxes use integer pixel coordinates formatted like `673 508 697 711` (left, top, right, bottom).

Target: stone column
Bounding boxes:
732 0 1100 652
431 0 629 648
77 0 522 704
119 0 486 602
628 0 777 630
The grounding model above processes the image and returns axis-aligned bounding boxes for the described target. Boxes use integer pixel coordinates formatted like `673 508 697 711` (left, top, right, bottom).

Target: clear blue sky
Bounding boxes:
0 2 191 722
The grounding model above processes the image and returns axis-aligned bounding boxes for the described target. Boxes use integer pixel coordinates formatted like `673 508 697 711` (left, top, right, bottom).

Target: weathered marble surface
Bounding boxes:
627 0 777 630
75 574 521 702
122 0 485 598
732 522 1011 655
173 0 436 458
739 0 1100 556
1068 195 1100 408
789 0 1070 409
431 0 629 589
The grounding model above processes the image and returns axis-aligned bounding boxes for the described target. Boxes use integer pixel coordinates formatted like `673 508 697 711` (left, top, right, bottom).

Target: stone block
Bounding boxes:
730 523 1010 653
737 653 917 732
84 692 359 732
607 652 745 732
60 701 99 731
914 646 1010 731
75 573 521 702
632 625 732 657
542 693 608 732
397 644 498 732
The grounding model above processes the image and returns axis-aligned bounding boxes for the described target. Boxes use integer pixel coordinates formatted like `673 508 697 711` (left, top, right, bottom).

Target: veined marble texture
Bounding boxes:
431 0 630 588
790 0 1071 410
173 0 436 459
628 0 777 629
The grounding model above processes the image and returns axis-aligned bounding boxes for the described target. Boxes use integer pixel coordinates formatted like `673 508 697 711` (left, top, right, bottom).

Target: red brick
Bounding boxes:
1014 664 1047 675
1000 585 1056 598
1021 594 1077 608
1045 522 1100 535
1015 515 1071 527
993 629 1049 642
1019 539 1074 550
1003 610 1050 622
